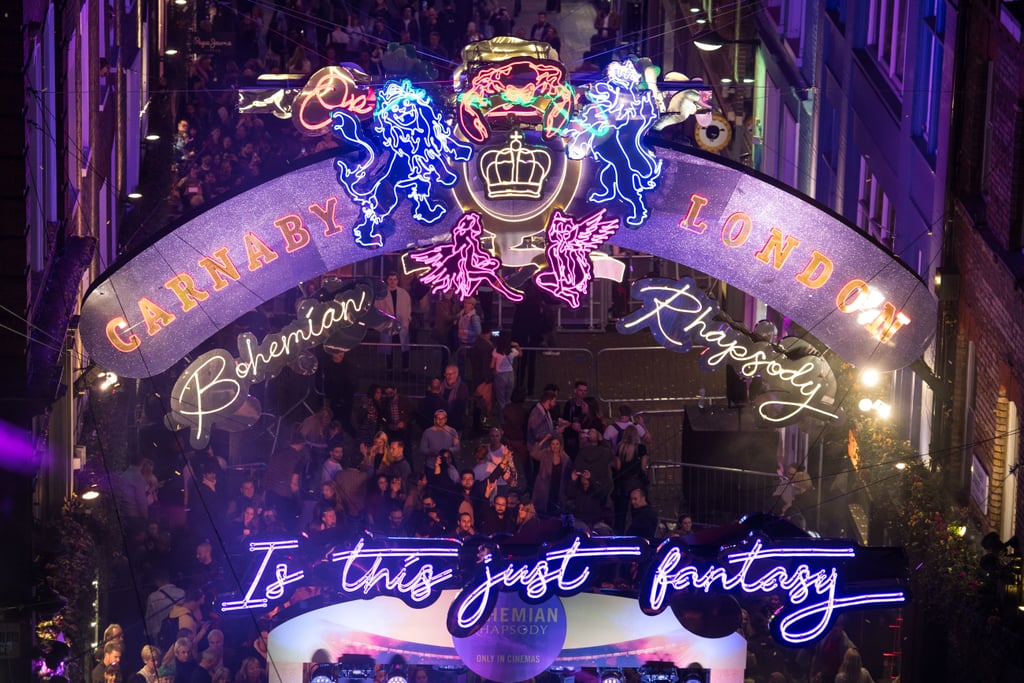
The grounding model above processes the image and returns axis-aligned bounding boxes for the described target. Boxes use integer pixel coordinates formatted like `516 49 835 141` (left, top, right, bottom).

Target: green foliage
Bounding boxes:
39 497 103 681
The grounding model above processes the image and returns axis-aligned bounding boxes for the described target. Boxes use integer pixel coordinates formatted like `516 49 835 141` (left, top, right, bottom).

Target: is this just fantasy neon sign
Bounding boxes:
220 532 906 647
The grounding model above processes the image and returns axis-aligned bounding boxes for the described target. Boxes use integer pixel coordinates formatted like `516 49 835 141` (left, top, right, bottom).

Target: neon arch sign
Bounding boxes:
79 46 934 377
218 532 906 647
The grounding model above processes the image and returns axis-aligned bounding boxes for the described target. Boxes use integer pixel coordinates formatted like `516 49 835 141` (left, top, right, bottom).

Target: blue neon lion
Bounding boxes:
564 60 663 227
331 79 473 248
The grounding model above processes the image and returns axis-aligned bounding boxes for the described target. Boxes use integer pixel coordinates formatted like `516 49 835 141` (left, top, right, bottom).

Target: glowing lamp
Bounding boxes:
858 398 873 412
81 489 100 501
164 48 179 56
693 31 726 51
145 133 160 141
861 369 880 387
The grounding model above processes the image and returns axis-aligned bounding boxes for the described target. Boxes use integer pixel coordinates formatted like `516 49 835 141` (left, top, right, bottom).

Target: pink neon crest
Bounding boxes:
409 212 524 301
535 209 620 308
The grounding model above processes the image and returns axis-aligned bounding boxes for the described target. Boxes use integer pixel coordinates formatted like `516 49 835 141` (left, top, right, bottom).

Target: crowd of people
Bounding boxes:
163 0 635 220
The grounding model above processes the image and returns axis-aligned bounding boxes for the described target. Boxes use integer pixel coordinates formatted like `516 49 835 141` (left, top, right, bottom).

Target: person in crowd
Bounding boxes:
366 473 392 530
319 346 355 436
670 513 694 538
355 385 384 446
233 656 267 683
264 430 310 529
433 291 458 349
117 455 151 527
381 441 412 482
168 591 209 645
225 479 262 524
776 462 814 515
529 12 552 41
321 439 346 487
527 390 561 448
574 428 615 507
92 641 123 683
421 410 461 468
231 505 261 546
560 380 589 456
582 396 606 434
191 540 223 592
612 425 649 534
483 428 519 495
491 337 521 414
426 447 461 522
626 487 659 542
469 327 495 430
146 569 185 646
835 647 874 683
377 272 412 371
441 365 471 432
455 511 476 538
603 404 650 448
530 434 572 517
455 467 498 529
565 468 611 531
127 644 160 683
412 494 448 536
478 493 516 534
454 298 481 370
542 25 561 52
335 449 372 526
363 430 390 473
380 384 412 445
810 617 855 683
159 637 197 683
417 376 446 433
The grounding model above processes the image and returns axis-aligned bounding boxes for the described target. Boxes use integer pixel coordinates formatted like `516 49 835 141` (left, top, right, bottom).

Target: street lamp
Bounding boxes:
693 30 759 52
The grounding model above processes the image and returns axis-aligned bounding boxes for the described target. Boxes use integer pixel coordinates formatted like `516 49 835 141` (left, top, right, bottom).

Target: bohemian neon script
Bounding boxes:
618 277 839 426
640 539 906 645
219 533 904 646
165 286 373 448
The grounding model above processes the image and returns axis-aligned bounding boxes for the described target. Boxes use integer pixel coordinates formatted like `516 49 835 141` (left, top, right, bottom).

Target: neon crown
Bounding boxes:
479 131 553 199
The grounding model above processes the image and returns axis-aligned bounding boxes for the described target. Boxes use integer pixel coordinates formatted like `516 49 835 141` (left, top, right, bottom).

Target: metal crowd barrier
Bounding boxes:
647 460 780 527
343 342 452 396
512 346 597 400
595 346 727 407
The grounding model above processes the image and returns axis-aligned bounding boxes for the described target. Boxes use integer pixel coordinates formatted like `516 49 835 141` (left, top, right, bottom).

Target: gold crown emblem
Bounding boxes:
479 131 552 200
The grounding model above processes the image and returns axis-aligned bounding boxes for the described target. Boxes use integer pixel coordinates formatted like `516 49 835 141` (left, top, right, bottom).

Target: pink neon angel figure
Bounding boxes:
535 209 620 308
409 212 524 301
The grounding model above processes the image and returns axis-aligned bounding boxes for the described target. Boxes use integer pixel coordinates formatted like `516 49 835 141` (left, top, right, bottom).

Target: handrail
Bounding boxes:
647 460 778 478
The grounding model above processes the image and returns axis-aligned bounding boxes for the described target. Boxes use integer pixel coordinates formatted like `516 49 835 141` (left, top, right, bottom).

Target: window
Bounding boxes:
981 61 995 198
826 0 848 30
867 0 907 86
857 156 895 251
912 0 945 161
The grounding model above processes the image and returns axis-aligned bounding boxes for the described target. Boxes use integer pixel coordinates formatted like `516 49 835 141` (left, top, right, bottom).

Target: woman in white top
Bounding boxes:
491 336 521 413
